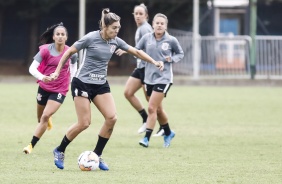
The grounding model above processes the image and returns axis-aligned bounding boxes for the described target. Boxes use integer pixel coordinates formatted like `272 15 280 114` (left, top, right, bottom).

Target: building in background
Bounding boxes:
212 0 249 36
210 0 250 71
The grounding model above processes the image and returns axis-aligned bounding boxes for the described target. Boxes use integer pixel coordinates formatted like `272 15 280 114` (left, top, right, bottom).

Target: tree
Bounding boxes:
16 0 65 67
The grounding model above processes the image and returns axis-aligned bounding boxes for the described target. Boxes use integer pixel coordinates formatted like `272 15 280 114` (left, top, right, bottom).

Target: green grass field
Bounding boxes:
0 83 281 184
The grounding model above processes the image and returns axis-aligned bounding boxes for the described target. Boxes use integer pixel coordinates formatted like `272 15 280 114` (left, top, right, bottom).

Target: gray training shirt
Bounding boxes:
135 21 153 69
136 32 184 85
34 43 77 64
73 30 130 84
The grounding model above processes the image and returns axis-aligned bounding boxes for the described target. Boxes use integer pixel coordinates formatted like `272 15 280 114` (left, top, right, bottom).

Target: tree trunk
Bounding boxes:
23 18 39 68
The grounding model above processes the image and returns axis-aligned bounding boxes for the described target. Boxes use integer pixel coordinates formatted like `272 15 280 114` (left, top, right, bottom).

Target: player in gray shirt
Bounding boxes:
137 13 184 148
50 8 163 171
116 4 159 135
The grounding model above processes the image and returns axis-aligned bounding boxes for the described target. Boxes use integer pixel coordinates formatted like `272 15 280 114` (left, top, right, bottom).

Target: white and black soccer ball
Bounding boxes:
78 151 99 171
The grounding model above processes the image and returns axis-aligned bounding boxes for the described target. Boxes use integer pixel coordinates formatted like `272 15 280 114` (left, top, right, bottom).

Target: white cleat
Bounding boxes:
153 129 165 137
137 123 147 134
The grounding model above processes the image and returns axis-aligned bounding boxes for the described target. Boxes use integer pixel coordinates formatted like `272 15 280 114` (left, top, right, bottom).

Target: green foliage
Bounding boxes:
0 83 282 183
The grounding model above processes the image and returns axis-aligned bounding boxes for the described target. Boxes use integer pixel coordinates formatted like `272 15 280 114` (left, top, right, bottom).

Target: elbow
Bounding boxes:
28 66 32 75
28 64 34 75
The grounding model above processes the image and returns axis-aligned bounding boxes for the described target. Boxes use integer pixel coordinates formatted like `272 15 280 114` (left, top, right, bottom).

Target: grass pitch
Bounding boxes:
0 83 281 183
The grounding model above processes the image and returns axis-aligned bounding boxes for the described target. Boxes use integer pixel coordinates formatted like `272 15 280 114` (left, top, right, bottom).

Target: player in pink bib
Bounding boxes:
23 23 78 154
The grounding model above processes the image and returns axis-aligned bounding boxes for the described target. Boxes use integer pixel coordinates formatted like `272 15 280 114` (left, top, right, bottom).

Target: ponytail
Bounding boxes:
38 22 67 45
99 8 120 29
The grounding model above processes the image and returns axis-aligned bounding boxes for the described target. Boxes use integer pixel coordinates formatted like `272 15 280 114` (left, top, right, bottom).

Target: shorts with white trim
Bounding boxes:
71 77 111 102
145 83 172 97
36 86 66 105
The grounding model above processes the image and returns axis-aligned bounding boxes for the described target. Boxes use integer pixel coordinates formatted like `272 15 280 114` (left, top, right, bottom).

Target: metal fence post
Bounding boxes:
193 0 200 80
250 0 257 79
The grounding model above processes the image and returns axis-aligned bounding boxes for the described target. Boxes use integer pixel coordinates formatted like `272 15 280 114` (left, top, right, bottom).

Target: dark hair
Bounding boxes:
38 22 67 45
99 8 120 29
134 3 149 20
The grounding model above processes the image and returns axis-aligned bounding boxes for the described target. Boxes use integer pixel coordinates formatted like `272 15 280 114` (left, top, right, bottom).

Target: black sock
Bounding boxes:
145 129 153 141
93 136 109 156
161 123 171 136
31 136 40 148
57 135 71 153
138 109 148 123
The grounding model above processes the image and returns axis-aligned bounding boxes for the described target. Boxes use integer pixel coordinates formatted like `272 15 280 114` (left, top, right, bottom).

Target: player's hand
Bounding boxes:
115 49 127 56
154 61 164 71
50 72 59 80
165 56 172 62
42 76 52 83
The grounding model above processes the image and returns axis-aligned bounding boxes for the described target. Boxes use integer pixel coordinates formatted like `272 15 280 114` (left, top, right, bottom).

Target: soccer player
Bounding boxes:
50 8 163 170
23 23 78 154
115 3 164 136
137 13 184 148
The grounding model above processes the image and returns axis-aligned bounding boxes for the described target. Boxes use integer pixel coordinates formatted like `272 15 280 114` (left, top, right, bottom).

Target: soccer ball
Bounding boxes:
78 151 99 171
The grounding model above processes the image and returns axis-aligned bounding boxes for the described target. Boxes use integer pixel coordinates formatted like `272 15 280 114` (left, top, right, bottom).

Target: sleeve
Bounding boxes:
33 52 43 63
170 36 184 63
135 34 147 50
35 44 50 62
73 32 93 51
116 37 130 51
29 60 44 80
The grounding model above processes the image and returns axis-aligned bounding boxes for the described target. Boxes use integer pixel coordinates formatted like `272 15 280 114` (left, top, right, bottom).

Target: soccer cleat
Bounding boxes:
53 147 64 169
137 123 147 134
139 137 149 147
163 131 175 148
47 117 53 130
23 143 33 154
152 128 165 137
98 157 109 171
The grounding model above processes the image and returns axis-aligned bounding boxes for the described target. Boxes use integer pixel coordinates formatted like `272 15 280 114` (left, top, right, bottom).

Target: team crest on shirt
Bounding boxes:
161 42 169 51
110 45 116 53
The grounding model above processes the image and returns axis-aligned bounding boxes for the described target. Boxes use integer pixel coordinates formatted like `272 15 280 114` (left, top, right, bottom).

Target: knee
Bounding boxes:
111 114 117 124
106 114 117 126
80 123 90 131
40 114 51 123
148 106 156 114
81 124 90 131
79 119 91 131
124 90 132 99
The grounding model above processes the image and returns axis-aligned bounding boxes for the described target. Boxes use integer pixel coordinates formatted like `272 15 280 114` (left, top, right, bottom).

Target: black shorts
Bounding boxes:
71 77 111 102
130 68 145 84
37 86 66 106
145 83 172 97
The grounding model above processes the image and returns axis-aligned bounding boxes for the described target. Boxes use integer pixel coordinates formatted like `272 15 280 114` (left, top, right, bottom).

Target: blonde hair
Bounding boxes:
99 8 120 29
153 13 168 25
